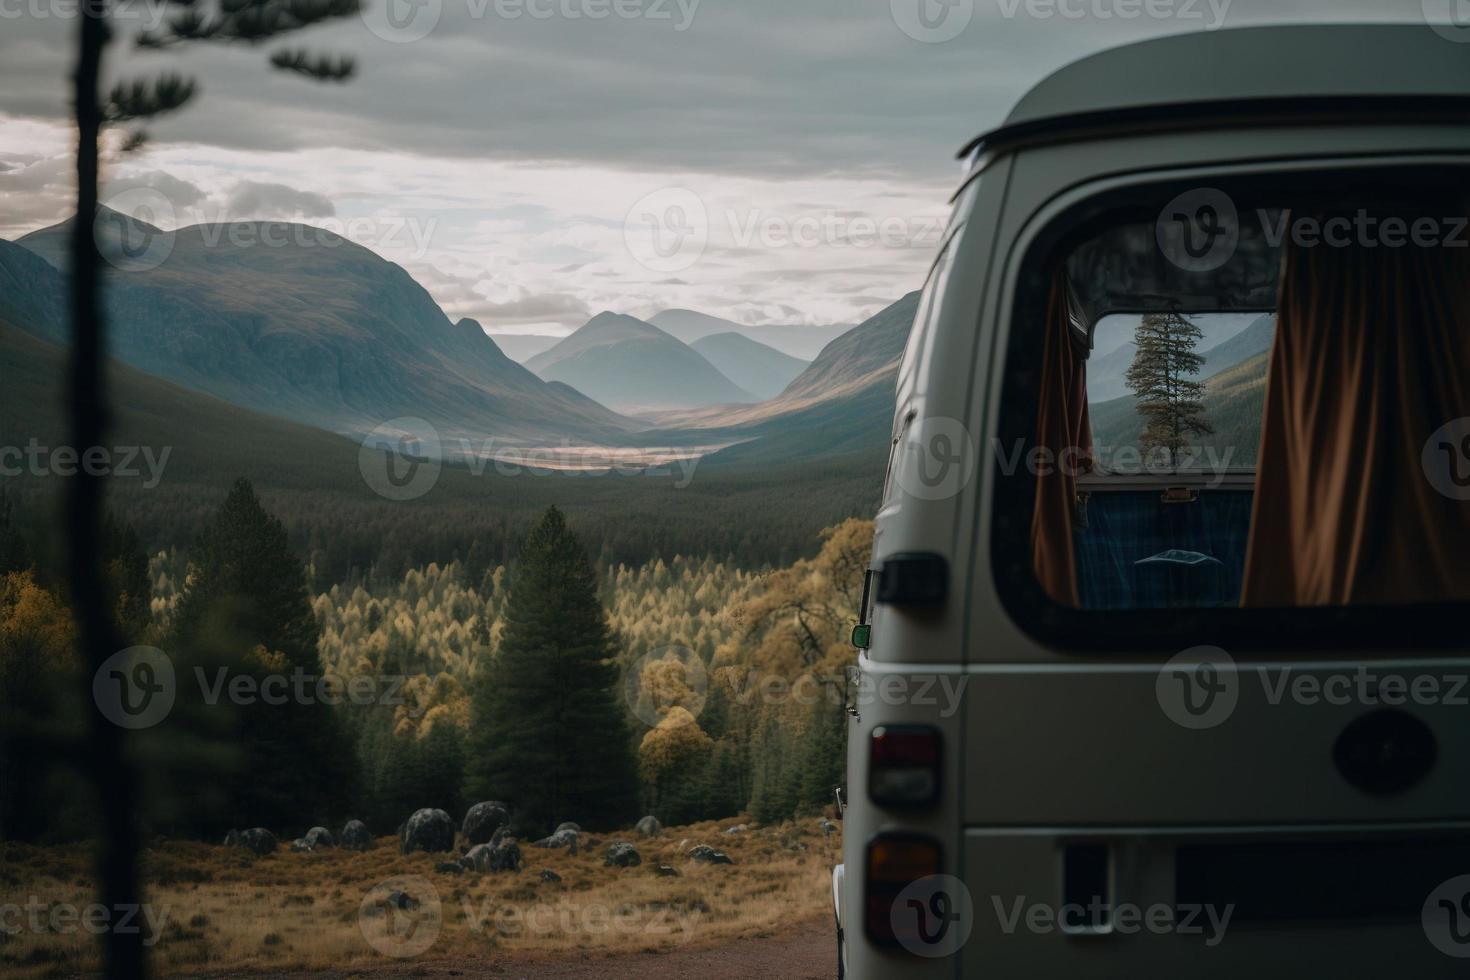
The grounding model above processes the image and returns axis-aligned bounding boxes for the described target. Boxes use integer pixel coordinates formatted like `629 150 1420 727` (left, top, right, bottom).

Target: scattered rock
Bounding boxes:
635 815 662 838
783 840 809 852
340 819 372 851
689 845 734 865
533 828 580 854
302 826 335 850
223 829 241 848
235 828 278 856
464 837 523 872
400 808 455 855
435 861 464 875
461 801 511 845
722 824 748 835
539 869 562 884
604 842 641 868
555 821 581 835
819 819 838 836
656 864 680 877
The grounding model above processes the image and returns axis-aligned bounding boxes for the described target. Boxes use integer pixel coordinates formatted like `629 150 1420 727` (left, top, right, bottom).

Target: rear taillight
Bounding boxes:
869 725 941 806
865 833 942 945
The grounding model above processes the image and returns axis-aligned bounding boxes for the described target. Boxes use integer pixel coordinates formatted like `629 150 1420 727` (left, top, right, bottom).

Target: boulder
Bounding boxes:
237 828 277 856
463 837 523 872
819 819 838 836
604 842 641 868
722 824 748 835
635 815 662 838
532 828 580 854
461 801 511 845
539 869 562 884
656 864 680 877
400 808 455 855
689 845 734 865
223 829 241 848
555 821 581 835
302 826 335 850
341 819 373 851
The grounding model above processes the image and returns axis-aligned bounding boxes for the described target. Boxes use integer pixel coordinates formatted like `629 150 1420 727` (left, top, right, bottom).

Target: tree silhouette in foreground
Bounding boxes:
464 507 638 834
1125 311 1214 469
68 7 356 972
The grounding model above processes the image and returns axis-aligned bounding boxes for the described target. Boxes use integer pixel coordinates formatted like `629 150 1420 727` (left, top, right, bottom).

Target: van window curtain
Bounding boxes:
1241 206 1470 607
1031 269 1093 606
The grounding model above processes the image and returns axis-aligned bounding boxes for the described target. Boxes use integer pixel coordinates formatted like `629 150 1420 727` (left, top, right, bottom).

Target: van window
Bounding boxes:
991 168 1470 644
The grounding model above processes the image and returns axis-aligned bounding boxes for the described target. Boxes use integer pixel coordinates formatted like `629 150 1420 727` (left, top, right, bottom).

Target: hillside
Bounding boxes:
642 292 921 467
526 312 754 411
1090 351 1269 466
690 332 808 400
12 210 634 445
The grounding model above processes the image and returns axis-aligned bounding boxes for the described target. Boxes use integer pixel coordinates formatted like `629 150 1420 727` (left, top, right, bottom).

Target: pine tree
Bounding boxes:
1125 312 1214 468
172 478 352 833
463 507 638 835
796 696 847 813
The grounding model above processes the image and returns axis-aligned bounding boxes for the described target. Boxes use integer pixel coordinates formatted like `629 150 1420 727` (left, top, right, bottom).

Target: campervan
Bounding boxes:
834 24 1470 979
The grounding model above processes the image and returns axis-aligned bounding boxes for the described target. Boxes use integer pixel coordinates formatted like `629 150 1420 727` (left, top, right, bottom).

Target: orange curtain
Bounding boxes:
1241 207 1470 606
1031 269 1093 606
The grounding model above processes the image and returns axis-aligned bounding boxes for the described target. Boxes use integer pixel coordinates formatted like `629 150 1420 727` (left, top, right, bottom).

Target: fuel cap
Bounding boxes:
1333 709 1437 796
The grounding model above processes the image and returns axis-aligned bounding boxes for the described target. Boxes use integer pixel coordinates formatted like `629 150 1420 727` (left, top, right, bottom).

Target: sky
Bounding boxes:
0 0 1453 338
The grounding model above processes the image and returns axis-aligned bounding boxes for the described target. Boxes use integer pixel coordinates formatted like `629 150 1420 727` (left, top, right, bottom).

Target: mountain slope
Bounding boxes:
1090 351 1270 466
640 292 922 466
12 210 634 445
526 312 754 412
650 309 851 361
689 332 808 400
1198 313 1275 378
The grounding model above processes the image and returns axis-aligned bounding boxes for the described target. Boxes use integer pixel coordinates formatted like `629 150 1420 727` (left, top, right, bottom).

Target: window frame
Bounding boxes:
987 164 1470 653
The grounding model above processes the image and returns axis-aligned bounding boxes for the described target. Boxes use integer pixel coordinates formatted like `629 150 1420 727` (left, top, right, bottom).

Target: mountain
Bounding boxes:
485 331 562 363
1198 313 1275 378
642 292 922 466
525 312 754 412
689 332 808 400
11 210 634 446
649 309 851 361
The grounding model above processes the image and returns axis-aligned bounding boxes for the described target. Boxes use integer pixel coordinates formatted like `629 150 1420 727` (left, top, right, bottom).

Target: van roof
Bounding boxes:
962 24 1470 159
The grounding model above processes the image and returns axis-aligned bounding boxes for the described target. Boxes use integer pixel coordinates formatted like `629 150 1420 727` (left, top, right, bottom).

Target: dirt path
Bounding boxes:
214 916 834 980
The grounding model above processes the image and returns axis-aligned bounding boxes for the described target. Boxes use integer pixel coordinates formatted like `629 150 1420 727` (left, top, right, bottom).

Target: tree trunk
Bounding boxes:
70 12 146 979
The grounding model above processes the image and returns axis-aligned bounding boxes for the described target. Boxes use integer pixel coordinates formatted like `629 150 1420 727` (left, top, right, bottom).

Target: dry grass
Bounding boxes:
0 817 840 977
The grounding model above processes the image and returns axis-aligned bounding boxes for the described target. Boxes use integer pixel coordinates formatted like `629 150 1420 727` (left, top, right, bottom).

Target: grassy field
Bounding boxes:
0 818 839 977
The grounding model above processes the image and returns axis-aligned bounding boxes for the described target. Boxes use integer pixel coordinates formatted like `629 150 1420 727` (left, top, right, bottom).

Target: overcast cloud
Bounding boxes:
0 0 1449 334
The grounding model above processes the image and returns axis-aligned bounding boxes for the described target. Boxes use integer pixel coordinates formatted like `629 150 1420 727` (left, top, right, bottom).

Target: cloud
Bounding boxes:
226 180 335 220
476 292 592 327
103 170 208 209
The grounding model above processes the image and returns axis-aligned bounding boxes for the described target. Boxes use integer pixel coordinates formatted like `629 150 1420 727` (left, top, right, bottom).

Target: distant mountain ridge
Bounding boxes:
10 209 634 445
526 312 755 412
650 309 851 361
689 332 808 400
